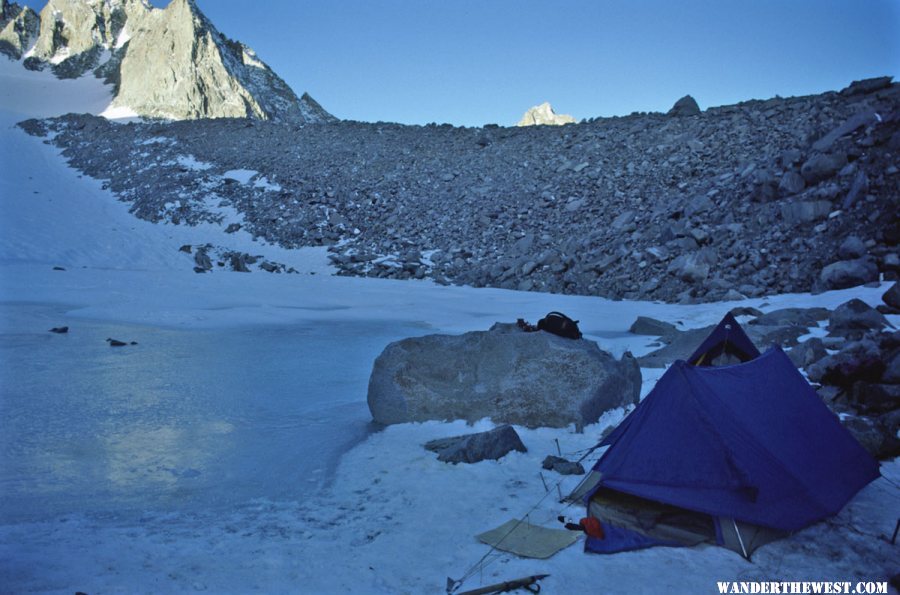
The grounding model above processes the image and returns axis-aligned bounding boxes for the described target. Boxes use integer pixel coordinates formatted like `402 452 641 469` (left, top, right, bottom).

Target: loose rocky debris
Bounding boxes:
801 292 899 458
424 425 526 464
19 76 900 303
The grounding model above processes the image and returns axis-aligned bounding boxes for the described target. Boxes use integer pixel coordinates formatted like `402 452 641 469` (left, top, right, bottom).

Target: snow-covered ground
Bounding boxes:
0 59 897 594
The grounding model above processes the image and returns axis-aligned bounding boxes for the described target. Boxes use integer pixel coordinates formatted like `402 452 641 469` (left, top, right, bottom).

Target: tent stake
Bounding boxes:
891 518 899 545
539 472 548 492
554 438 561 456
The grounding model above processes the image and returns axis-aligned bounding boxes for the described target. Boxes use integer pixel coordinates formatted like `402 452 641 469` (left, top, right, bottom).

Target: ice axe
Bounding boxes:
447 574 549 595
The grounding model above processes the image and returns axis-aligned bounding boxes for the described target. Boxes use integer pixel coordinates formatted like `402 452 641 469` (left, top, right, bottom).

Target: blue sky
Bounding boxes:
19 0 900 126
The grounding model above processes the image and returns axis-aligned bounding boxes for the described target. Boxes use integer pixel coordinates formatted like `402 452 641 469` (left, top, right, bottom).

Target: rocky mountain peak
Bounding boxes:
0 0 39 59
517 102 576 126
28 0 146 70
12 0 334 123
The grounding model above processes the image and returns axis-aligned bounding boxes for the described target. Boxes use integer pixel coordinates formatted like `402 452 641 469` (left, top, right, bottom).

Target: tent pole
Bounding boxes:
732 518 749 559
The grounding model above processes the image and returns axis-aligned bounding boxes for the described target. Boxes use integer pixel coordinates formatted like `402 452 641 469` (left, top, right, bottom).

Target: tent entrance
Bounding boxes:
588 488 715 547
587 488 786 559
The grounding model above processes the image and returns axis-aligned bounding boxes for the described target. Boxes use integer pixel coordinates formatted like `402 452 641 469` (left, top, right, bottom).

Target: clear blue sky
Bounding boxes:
19 0 900 126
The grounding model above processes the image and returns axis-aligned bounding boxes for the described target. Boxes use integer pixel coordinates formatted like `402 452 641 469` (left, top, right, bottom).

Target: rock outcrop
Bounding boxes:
0 0 39 59
367 323 641 429
15 0 334 123
517 102 576 126
667 94 701 117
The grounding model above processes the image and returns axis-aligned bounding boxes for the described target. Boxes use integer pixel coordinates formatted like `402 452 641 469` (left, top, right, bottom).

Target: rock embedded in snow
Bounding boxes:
628 316 678 338
517 102 576 127
882 282 900 310
424 424 526 464
827 298 892 338
367 323 641 429
193 247 213 272
541 455 585 475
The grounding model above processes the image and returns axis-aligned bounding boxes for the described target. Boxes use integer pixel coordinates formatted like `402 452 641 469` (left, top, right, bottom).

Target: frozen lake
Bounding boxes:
0 304 427 523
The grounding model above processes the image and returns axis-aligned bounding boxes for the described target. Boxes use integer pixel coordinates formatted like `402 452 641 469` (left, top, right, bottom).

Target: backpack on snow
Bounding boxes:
537 312 582 340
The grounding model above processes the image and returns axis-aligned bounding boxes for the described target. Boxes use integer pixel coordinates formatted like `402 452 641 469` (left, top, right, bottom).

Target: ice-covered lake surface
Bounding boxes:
0 304 430 523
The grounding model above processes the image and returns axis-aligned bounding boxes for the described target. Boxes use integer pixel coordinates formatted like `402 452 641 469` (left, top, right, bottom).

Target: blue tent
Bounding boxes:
686 312 760 366
581 316 880 558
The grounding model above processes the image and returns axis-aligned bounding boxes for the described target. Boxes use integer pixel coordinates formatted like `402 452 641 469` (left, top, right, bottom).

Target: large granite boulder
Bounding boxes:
367 323 641 429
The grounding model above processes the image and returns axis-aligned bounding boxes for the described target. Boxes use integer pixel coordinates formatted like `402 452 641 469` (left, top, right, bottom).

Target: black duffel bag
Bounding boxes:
537 311 582 340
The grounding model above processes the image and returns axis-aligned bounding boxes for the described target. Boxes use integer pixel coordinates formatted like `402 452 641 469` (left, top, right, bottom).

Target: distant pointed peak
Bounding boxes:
517 102 575 127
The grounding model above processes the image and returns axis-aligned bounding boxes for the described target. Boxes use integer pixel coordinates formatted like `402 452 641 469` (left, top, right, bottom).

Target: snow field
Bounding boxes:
1 58 898 595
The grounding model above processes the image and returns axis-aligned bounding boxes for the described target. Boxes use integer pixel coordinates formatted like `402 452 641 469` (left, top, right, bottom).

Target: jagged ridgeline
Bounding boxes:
0 0 335 123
